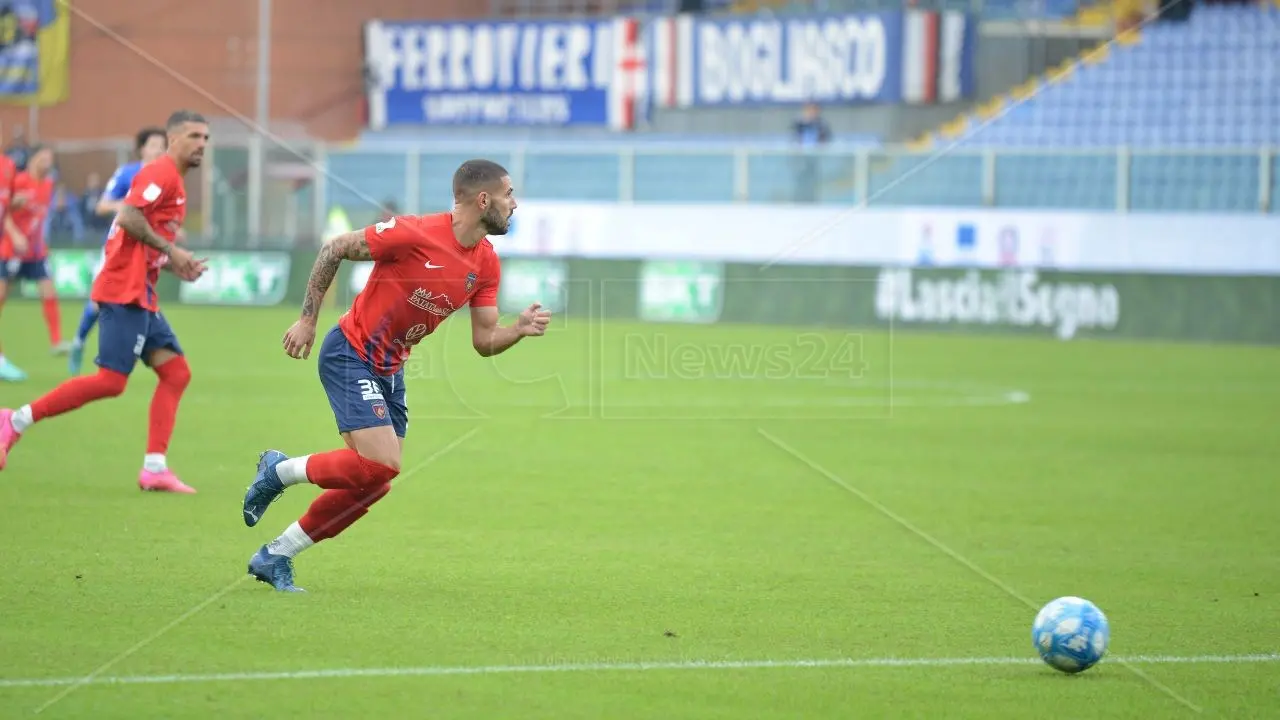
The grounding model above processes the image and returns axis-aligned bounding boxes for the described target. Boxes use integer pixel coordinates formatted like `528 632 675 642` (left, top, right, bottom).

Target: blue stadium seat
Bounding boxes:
965 4 1280 151
948 3 1278 211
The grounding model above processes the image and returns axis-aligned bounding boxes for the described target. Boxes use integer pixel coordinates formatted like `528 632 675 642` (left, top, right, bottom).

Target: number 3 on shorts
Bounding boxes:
133 334 146 357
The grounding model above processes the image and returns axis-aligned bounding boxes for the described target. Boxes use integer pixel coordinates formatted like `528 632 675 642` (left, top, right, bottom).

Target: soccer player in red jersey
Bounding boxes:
241 159 552 592
0 145 62 378
0 150 26 381
0 110 210 493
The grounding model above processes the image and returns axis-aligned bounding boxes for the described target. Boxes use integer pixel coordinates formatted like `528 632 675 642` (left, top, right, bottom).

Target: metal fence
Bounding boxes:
44 139 1279 249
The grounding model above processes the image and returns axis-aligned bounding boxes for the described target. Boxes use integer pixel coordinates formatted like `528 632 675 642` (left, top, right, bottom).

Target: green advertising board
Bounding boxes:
638 260 724 323
177 252 292 306
866 266 1279 343
725 264 1277 344
497 258 568 313
28 247 1278 345
871 268 1121 340
17 249 99 299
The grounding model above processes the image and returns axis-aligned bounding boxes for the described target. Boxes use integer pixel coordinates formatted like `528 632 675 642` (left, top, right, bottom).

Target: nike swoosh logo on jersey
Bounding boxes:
424 262 445 269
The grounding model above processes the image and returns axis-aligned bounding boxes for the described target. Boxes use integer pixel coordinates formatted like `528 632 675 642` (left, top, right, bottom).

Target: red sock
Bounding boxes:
303 449 399 490
31 369 129 422
147 357 191 454
299 484 392 542
303 449 367 490
41 297 61 346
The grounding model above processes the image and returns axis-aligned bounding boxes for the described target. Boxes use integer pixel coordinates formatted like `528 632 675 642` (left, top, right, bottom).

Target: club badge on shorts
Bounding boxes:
371 401 387 419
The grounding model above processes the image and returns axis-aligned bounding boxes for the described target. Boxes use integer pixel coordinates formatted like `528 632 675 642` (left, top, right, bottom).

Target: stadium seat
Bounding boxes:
934 3 1280 211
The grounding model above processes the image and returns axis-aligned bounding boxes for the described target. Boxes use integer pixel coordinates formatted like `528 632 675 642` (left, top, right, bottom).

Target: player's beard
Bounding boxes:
480 207 510 235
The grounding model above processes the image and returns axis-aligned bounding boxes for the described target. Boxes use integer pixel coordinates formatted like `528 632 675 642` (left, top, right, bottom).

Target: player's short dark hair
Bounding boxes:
135 126 165 152
452 159 509 200
166 110 207 129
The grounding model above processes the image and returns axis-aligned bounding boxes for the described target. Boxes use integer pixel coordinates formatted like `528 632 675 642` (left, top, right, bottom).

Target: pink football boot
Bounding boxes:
0 409 20 471
139 468 197 494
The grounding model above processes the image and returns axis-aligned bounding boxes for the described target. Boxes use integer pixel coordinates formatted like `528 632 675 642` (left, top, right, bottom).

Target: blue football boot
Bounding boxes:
67 341 85 376
0 357 27 382
243 450 288 527
247 546 305 592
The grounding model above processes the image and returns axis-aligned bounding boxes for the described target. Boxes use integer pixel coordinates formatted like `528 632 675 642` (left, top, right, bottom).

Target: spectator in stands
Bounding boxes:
80 172 111 233
4 128 32 171
48 183 85 244
792 102 831 203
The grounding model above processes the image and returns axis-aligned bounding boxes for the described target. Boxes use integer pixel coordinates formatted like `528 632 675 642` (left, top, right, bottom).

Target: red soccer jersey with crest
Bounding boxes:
0 171 54 261
91 155 187 311
339 212 501 376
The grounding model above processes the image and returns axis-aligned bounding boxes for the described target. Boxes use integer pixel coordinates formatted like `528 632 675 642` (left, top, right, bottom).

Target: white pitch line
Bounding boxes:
1 654 1276 689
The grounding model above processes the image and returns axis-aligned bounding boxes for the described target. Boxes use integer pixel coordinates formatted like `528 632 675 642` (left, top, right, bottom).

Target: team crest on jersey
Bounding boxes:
371 401 387 419
465 272 477 293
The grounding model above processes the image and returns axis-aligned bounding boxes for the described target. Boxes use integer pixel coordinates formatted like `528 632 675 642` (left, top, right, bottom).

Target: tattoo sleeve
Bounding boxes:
300 230 373 321
115 205 173 255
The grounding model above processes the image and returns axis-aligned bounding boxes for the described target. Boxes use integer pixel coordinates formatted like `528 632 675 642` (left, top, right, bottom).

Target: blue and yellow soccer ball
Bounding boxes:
1032 596 1110 674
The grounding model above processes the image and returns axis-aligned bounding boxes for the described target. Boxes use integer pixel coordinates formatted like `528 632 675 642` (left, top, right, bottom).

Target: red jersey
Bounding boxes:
0 155 16 225
0 170 54 261
339 213 501 375
91 155 187 312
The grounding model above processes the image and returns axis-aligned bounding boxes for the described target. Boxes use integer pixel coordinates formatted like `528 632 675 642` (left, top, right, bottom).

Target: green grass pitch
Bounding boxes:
0 302 1276 719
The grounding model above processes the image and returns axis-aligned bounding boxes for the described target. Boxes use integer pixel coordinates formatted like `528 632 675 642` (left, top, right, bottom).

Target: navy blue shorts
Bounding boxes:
0 259 49 282
96 303 184 375
318 325 408 438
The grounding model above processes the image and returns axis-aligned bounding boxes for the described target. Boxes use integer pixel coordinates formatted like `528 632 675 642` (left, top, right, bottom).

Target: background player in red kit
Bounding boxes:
0 145 65 378
241 159 552 592
0 150 28 381
0 111 210 494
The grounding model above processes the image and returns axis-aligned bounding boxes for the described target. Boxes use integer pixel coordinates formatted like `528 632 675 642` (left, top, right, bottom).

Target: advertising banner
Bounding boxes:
649 10 976 109
17 248 96 299
638 260 724 323
364 17 648 130
0 0 69 106
34 246 1267 346
495 201 1280 275
873 267 1121 340
177 252 292 306
349 261 373 295
362 10 978 130
497 258 569 314
901 211 1084 269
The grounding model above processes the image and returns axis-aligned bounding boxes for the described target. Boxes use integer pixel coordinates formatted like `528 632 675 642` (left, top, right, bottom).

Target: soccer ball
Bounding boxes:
1031 596 1110 674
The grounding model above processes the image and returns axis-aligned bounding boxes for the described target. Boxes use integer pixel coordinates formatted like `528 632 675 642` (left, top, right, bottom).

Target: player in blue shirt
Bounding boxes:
69 126 168 375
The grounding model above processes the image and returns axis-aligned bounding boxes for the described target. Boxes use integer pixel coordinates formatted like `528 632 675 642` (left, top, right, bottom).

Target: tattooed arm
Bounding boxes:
115 204 174 256
283 230 372 360
115 204 202 279
298 230 373 324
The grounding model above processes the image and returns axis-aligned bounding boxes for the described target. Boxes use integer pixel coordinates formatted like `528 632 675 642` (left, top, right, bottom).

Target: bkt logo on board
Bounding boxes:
364 17 649 130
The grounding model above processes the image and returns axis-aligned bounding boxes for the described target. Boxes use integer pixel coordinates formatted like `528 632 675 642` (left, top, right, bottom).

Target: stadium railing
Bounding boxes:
319 143 1279 212
47 140 1279 250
